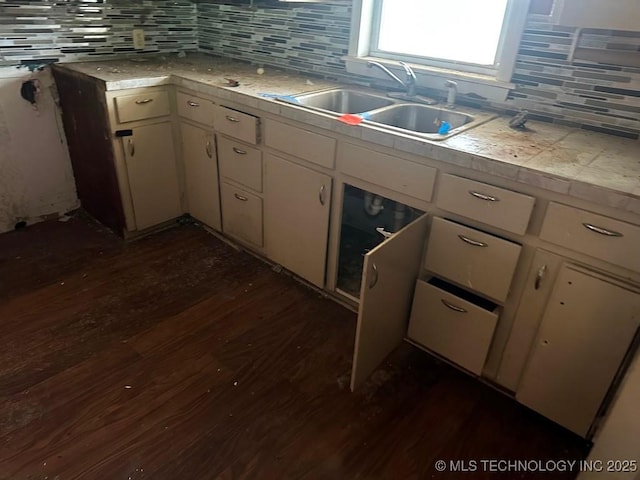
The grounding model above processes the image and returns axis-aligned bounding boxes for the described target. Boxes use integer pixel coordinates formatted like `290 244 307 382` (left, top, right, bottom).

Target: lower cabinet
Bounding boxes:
123 122 182 231
220 182 263 248
350 214 430 391
264 153 332 288
180 122 221 230
517 264 640 437
407 278 498 376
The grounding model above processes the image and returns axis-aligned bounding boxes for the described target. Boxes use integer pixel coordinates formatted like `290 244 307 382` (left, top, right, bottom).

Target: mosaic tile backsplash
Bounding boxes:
0 0 198 66
0 0 638 137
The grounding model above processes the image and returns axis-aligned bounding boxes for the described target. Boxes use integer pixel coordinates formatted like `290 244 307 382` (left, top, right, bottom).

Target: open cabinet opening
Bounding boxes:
336 184 424 299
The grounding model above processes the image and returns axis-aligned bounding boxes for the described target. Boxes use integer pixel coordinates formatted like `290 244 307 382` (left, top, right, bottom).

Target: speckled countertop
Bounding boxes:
57 53 640 216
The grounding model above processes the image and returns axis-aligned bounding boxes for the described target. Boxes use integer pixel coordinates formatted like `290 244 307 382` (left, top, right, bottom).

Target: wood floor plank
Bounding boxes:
0 214 589 479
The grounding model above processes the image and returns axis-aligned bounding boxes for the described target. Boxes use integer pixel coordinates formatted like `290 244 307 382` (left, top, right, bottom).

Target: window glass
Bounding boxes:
375 0 510 66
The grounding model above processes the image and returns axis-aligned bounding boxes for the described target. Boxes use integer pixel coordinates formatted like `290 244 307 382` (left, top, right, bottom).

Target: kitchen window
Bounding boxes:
346 0 531 100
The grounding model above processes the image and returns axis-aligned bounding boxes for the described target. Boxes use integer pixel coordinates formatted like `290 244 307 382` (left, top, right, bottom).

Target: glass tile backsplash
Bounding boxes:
1 0 638 137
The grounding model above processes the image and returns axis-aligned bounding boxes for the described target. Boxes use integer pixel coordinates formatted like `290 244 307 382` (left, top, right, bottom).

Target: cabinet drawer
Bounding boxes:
220 182 263 247
214 106 260 145
540 202 640 273
425 217 521 302
263 119 336 169
218 136 262 192
176 91 215 126
114 90 170 123
408 278 498 375
338 143 436 202
436 174 535 235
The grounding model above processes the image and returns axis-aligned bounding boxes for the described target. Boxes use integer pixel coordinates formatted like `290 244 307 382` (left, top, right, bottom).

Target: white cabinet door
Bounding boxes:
350 214 429 391
517 264 640 437
264 153 332 288
124 122 182 231
181 122 221 231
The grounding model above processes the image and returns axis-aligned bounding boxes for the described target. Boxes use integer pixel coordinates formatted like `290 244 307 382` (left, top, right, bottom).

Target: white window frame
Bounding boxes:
345 0 531 101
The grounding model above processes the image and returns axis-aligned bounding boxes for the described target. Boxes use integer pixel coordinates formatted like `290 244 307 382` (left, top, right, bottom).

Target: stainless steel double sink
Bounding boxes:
283 88 495 141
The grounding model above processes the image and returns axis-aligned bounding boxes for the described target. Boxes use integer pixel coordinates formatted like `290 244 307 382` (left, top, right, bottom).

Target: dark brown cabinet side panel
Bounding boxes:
52 66 125 235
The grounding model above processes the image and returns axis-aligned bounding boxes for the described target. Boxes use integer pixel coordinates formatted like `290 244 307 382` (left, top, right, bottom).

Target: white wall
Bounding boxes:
0 66 78 234
579 350 640 480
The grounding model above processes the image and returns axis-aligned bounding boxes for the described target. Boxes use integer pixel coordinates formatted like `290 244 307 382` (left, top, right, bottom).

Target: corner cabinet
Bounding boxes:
264 153 332 288
52 64 183 237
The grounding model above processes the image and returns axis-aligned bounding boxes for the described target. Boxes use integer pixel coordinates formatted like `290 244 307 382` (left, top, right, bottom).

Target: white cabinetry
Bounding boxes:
264 153 332 288
177 90 221 230
122 121 182 231
517 264 640 437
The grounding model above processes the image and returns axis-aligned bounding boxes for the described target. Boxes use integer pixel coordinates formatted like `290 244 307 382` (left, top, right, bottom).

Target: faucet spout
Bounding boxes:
367 61 417 97
367 61 406 90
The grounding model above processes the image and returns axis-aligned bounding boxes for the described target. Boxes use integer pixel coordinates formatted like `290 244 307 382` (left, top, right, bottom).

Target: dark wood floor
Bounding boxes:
0 214 589 479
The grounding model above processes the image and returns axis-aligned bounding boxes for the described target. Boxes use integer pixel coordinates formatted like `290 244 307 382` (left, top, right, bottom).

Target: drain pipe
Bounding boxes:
393 202 406 232
364 192 384 216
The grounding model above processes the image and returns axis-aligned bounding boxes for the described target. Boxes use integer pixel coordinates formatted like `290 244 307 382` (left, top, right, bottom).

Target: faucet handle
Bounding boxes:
399 62 417 82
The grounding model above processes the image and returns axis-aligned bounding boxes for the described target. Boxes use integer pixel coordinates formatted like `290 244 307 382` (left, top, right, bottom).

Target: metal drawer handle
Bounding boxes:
206 140 213 159
128 139 135 157
234 193 248 202
582 223 623 238
232 147 247 155
135 98 153 105
368 263 378 289
469 190 500 202
534 264 547 290
226 115 240 123
319 184 326 206
441 299 467 313
458 234 488 247
187 100 200 107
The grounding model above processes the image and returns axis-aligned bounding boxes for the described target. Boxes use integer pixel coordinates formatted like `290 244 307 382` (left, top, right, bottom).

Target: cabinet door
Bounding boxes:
124 122 182 231
517 265 640 437
350 214 429 391
181 122 221 230
264 153 332 288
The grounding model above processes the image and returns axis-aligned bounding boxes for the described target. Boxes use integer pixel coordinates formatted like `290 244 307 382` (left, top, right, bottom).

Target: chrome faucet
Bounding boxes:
445 80 458 108
367 61 417 97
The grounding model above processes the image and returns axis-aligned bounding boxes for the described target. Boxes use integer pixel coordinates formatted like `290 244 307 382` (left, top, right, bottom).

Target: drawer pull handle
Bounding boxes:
234 193 248 202
582 223 623 238
319 184 327 206
369 263 378 289
205 140 213 159
534 264 547 290
187 100 200 107
226 115 240 123
128 139 135 157
458 234 488 247
441 299 467 313
232 147 247 155
469 190 500 202
135 98 153 105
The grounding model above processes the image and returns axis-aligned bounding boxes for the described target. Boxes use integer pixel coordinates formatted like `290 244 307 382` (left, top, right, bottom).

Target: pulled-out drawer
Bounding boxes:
114 89 170 123
176 91 215 126
425 217 521 302
408 278 498 375
540 202 640 273
436 174 535 235
214 106 260 145
263 118 336 169
338 143 436 202
218 136 263 192
220 182 263 247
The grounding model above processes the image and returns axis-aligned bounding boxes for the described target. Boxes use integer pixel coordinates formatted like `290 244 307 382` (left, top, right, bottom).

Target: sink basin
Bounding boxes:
292 88 395 114
365 104 474 138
